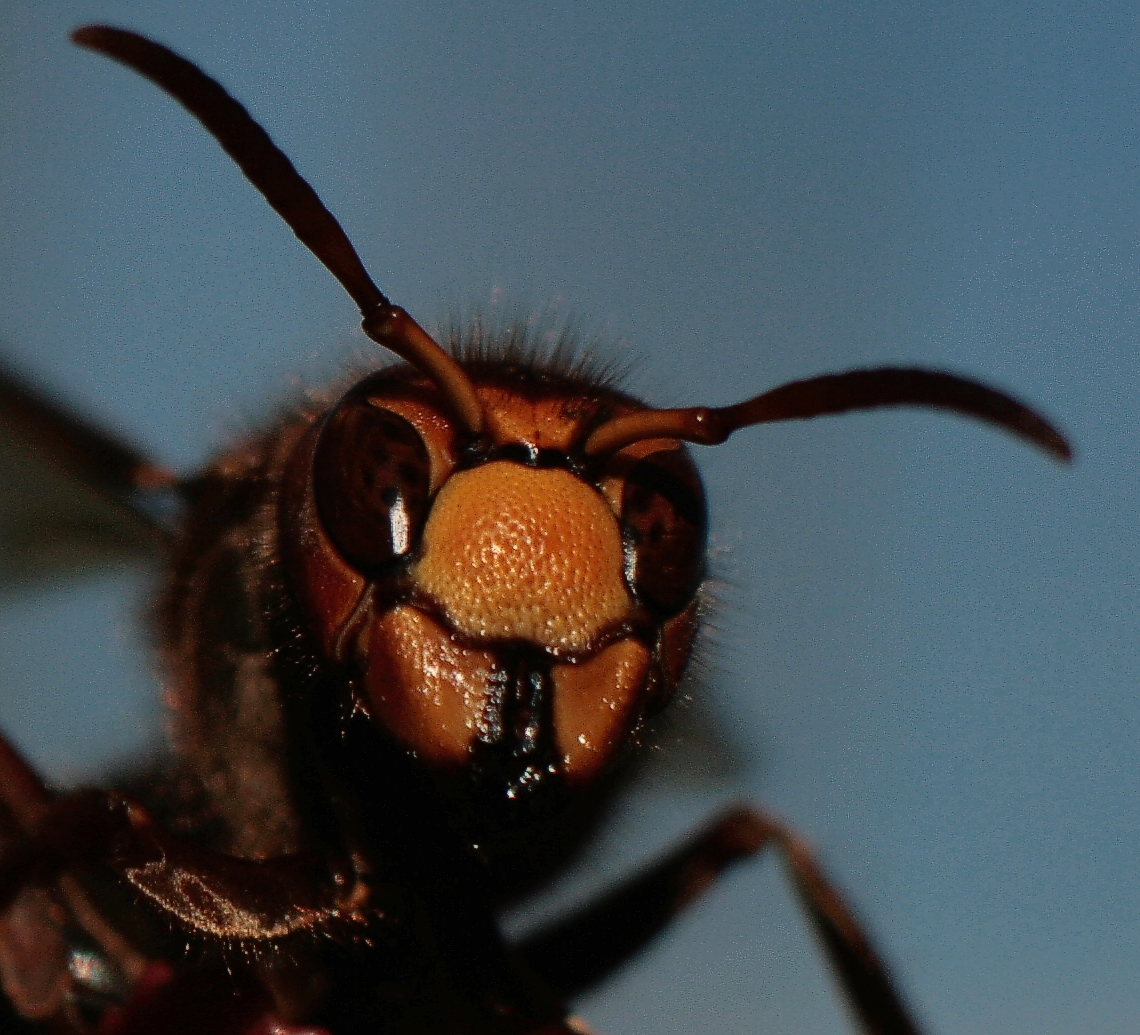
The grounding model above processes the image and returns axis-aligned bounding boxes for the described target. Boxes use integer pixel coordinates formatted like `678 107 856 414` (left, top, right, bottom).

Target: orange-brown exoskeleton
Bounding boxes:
0 26 1070 1035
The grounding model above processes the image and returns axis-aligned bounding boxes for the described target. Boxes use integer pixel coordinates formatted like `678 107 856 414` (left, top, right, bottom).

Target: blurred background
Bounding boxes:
1 2 1137 1033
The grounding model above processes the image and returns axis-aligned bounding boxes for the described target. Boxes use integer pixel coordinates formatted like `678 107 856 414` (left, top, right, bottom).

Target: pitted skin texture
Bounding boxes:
412 462 631 653
366 606 499 764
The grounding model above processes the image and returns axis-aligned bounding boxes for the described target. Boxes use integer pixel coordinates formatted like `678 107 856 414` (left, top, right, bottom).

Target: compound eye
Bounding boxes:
313 400 431 573
621 448 707 617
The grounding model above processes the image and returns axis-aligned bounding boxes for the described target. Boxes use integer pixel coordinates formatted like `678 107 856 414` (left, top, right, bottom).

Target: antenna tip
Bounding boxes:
1032 423 1073 463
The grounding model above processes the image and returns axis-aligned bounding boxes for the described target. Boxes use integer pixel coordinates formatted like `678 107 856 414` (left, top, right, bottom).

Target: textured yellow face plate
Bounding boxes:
412 461 631 653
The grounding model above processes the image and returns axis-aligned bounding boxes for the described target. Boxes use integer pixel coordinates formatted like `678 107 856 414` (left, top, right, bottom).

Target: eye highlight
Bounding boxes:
313 400 432 573
620 448 707 617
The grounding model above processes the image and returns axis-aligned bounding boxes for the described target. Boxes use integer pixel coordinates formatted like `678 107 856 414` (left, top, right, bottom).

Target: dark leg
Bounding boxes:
0 732 354 1033
776 817 923 1035
515 805 923 1035
0 730 149 1027
514 806 765 997
0 733 51 834
0 788 382 944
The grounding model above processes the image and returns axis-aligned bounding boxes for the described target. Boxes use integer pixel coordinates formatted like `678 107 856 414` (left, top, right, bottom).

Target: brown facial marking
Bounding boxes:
313 400 431 573
597 437 683 513
654 599 701 709
620 448 707 617
476 387 607 452
411 462 632 654
551 638 651 782
364 394 457 493
364 606 499 766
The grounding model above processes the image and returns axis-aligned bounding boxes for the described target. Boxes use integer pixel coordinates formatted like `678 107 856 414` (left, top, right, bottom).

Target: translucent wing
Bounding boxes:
0 361 170 587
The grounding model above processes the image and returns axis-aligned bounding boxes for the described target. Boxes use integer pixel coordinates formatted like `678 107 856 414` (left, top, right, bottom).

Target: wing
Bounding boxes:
0 361 171 587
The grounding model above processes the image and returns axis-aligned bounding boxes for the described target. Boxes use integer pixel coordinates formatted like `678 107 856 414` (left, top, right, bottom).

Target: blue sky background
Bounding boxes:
1 2 1138 1033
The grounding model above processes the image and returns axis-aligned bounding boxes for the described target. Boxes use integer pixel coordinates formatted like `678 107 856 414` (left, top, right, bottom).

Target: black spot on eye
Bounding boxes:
313 401 431 573
621 449 707 617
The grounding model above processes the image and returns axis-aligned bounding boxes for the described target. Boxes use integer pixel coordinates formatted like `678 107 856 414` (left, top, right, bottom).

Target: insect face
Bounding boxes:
281 363 705 799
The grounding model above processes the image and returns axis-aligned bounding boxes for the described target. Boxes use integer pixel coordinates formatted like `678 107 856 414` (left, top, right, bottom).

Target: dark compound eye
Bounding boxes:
620 448 707 617
313 400 431 573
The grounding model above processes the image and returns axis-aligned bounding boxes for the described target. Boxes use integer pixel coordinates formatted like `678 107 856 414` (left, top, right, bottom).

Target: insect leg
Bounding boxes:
0 729 153 1027
0 733 50 835
0 787 384 945
514 806 765 998
770 815 924 1035
515 806 923 1035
